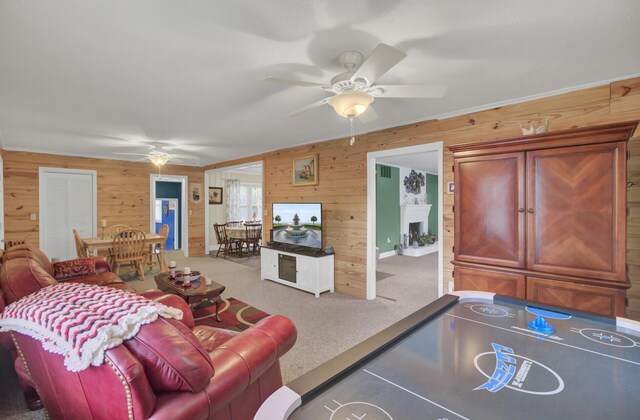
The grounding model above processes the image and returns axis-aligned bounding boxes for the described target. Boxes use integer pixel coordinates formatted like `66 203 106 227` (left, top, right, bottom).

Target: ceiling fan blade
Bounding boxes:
375 84 448 98
351 43 406 86
358 105 379 124
261 76 329 88
286 98 330 117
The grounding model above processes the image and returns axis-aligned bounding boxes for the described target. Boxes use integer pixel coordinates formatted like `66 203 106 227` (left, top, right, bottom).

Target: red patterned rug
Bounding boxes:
192 297 270 332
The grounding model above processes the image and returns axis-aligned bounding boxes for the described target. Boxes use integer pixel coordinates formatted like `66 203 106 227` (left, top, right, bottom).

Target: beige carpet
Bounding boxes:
0 251 439 417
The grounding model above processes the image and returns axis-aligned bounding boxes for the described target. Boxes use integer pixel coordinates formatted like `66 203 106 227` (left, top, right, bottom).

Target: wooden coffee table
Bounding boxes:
154 273 226 321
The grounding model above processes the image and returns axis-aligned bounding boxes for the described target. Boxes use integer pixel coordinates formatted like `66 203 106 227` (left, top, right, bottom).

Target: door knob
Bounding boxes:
518 208 525 213
527 208 534 214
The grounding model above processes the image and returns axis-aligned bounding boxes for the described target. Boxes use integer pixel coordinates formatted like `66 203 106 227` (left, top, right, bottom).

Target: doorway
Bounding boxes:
204 161 263 253
155 182 182 250
150 175 188 256
366 142 444 300
39 167 97 260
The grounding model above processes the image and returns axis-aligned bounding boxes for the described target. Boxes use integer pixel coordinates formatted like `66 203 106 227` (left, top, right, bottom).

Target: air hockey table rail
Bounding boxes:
256 291 640 420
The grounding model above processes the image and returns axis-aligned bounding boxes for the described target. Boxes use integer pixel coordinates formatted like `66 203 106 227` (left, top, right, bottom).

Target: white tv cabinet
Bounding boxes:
260 245 334 297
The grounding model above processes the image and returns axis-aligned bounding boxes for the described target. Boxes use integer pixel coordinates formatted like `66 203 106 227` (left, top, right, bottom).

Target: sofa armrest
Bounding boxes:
92 257 111 273
150 294 194 329
137 288 165 300
0 288 6 313
205 315 296 412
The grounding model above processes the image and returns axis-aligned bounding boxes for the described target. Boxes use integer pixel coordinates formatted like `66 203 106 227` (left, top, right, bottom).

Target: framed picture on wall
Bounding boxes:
190 183 202 204
209 187 223 205
292 154 318 186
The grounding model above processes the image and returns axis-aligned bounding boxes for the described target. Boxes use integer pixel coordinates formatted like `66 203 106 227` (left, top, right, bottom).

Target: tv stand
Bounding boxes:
261 245 334 297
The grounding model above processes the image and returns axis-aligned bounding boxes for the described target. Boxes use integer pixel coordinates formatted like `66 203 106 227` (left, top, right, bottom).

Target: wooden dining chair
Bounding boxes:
105 224 132 238
72 229 89 258
214 223 238 258
111 229 147 279
104 224 132 266
243 224 262 257
147 224 169 270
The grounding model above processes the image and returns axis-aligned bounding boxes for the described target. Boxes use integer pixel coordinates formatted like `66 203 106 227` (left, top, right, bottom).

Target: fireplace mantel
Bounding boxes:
400 204 432 242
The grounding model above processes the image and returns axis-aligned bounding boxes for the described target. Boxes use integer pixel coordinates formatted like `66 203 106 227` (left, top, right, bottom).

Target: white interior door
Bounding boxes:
40 168 96 260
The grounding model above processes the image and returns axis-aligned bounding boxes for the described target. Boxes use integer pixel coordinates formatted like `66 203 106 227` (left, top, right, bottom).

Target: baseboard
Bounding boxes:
207 245 221 253
379 250 396 259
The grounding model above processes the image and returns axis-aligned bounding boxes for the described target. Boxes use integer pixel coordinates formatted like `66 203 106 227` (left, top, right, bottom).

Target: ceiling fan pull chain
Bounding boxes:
350 117 356 146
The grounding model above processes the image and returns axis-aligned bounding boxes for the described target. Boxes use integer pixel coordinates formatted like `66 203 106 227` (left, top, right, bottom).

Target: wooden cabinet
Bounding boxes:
450 122 637 317
455 153 525 268
526 142 626 280
455 266 526 299
526 277 625 317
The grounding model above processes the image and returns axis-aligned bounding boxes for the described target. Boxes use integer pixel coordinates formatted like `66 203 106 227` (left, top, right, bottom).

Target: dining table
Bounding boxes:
225 226 247 257
82 233 168 272
226 224 262 257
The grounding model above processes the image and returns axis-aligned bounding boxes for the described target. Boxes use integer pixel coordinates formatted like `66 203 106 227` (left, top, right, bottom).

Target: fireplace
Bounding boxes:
409 222 423 245
400 204 432 256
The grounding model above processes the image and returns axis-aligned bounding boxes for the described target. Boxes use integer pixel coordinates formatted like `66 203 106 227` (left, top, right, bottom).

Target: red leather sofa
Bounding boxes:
0 245 162 410
1 247 297 419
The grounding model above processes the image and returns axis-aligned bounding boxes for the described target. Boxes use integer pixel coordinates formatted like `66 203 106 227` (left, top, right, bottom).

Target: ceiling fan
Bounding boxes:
262 43 448 121
113 140 201 166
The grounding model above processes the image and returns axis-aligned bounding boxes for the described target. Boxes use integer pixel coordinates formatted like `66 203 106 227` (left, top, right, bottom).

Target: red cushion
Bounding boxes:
53 258 97 280
65 272 132 291
123 318 215 393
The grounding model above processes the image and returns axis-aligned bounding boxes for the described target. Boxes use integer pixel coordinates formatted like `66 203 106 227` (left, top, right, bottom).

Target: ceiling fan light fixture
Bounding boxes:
148 153 170 166
328 92 374 118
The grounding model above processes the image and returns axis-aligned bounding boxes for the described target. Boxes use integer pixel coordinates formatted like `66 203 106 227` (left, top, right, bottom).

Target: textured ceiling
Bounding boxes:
1 1 639 166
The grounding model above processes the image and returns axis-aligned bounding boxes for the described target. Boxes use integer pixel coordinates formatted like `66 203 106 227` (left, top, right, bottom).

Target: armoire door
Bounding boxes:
454 152 526 268
526 142 626 281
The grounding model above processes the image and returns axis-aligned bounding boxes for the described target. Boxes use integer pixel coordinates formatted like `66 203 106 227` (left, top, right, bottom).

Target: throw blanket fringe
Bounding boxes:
0 283 183 372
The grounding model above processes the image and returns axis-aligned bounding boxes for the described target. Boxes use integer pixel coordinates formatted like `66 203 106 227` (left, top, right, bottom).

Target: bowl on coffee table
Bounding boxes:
173 270 201 283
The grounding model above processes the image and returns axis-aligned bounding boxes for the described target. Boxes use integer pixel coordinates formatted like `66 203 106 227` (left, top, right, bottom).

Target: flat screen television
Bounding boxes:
272 202 322 250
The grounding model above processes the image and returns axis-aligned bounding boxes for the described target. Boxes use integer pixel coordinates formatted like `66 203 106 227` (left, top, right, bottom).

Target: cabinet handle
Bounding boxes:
518 208 525 213
527 208 534 214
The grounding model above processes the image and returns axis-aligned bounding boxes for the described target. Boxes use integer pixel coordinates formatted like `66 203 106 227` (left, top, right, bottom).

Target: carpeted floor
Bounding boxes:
0 250 438 418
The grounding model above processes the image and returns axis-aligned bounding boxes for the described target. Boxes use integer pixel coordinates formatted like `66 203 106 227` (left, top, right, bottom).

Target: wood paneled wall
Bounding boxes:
206 77 640 319
3 152 206 255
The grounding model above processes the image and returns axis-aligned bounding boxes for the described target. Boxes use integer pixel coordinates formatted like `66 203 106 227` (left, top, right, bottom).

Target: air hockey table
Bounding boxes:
256 291 640 419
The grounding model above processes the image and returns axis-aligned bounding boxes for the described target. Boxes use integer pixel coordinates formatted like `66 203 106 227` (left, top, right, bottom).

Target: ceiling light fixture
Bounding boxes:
327 91 374 118
327 92 374 146
148 153 170 166
149 153 170 178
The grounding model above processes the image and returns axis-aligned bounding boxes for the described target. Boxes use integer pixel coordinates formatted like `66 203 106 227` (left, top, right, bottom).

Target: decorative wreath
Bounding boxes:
403 169 425 194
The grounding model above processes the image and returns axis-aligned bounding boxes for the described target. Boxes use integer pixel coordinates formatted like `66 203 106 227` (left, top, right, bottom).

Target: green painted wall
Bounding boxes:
376 164 400 253
425 173 438 239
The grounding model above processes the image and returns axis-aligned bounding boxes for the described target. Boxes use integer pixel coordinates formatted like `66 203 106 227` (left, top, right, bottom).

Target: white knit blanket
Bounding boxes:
0 283 183 372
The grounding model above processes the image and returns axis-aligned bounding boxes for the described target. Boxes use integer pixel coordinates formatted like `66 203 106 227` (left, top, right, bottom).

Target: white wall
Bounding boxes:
208 171 261 246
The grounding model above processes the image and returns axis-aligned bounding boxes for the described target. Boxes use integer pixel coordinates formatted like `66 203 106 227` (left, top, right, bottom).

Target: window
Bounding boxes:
155 200 162 223
238 183 262 221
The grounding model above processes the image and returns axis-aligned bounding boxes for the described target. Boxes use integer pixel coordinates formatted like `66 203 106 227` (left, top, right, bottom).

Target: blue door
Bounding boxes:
156 199 177 250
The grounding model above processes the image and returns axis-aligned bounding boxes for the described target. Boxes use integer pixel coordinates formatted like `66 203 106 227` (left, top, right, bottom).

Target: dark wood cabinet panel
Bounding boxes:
454 153 525 268
455 266 525 299
526 142 626 281
527 277 626 317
